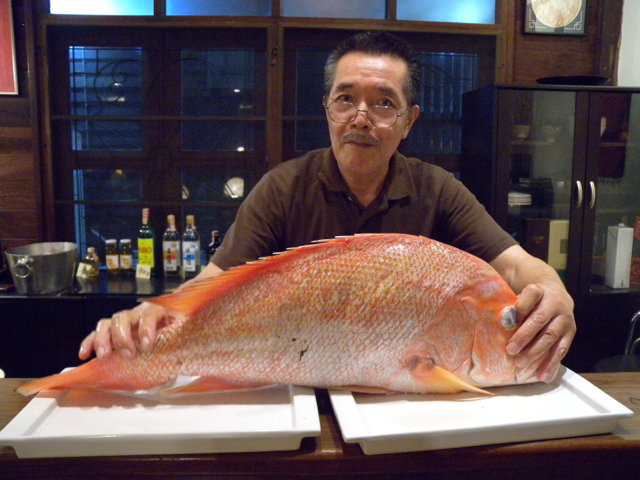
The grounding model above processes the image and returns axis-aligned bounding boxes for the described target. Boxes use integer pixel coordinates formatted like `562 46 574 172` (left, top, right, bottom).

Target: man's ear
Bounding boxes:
402 104 420 139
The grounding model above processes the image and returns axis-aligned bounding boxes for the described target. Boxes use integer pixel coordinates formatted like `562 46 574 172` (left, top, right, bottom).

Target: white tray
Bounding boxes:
0 377 321 458
329 367 633 455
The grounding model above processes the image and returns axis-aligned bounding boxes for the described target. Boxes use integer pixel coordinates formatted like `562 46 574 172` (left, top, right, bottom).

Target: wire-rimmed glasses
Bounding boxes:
324 99 409 128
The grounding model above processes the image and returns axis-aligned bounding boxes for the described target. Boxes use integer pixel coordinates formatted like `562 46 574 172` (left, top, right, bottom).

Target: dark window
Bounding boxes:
49 28 267 260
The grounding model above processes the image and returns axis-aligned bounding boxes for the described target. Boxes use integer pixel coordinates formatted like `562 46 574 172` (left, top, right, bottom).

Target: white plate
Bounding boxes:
329 366 633 455
0 376 321 458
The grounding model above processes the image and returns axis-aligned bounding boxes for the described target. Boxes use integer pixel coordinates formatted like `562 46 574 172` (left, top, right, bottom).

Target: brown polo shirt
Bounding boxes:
211 148 517 270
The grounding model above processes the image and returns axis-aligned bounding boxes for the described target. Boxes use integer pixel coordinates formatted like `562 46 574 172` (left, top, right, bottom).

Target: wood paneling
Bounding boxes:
0 98 30 127
598 0 624 83
514 39 595 83
0 0 40 251
0 154 38 210
0 210 38 242
0 126 32 152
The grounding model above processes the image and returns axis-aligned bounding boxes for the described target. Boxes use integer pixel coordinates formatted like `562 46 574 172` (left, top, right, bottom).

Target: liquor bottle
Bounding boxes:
137 208 156 276
105 239 119 275
83 247 100 277
182 215 200 278
162 214 181 276
207 230 221 263
119 239 133 276
631 216 640 286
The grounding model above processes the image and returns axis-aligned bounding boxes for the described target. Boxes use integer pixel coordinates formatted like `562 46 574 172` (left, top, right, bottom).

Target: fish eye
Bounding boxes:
501 306 517 331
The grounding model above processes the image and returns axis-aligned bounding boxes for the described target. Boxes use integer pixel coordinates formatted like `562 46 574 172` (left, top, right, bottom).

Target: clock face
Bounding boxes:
531 0 582 28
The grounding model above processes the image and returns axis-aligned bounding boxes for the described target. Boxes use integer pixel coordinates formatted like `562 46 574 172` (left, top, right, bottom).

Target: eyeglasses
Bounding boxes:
324 99 410 128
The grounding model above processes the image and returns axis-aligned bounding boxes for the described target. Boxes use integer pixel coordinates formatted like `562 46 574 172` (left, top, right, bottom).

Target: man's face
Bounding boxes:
326 52 420 181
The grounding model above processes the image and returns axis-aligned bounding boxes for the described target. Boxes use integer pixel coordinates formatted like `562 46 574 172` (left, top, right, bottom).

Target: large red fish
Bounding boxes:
18 234 538 397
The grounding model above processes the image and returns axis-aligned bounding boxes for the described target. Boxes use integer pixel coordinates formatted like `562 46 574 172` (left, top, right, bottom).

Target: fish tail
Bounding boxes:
17 359 109 396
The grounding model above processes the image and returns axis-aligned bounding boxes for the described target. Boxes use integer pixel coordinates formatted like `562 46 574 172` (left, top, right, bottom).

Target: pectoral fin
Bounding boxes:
405 355 492 395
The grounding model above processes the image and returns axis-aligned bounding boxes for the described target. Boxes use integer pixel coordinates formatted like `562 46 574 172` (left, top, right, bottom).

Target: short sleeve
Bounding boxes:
436 174 517 262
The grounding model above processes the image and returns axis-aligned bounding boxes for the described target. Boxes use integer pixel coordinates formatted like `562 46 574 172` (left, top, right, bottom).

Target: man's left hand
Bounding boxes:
506 282 576 383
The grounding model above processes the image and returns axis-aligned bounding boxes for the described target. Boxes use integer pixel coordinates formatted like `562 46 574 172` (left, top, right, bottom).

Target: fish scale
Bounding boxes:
18 234 535 397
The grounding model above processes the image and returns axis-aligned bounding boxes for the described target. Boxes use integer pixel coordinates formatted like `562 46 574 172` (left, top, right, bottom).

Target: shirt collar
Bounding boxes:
319 148 414 201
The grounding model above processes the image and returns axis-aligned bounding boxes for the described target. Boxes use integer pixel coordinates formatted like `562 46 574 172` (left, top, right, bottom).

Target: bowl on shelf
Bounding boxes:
511 124 531 140
508 191 532 207
536 75 611 86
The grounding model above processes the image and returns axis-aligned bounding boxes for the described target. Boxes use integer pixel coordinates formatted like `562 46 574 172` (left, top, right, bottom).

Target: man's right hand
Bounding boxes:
78 262 224 361
78 302 176 360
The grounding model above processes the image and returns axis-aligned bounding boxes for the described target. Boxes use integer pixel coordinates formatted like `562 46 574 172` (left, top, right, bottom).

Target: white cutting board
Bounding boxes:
0 377 320 458
329 366 634 454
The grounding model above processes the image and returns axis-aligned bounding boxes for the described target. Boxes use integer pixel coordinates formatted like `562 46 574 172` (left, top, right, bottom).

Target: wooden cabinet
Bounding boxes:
461 84 640 372
0 295 139 378
0 274 185 378
0 297 85 377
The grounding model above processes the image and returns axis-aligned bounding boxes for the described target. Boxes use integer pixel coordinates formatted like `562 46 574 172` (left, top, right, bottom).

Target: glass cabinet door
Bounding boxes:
589 92 640 291
499 90 577 282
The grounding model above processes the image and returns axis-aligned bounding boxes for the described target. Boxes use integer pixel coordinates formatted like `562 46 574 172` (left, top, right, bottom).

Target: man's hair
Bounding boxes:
324 31 422 106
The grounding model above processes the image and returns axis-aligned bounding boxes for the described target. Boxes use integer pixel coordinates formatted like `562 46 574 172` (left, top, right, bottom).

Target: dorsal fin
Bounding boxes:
146 234 390 317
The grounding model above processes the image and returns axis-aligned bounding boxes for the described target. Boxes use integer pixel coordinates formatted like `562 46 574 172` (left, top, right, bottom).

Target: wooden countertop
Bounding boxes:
2 373 640 479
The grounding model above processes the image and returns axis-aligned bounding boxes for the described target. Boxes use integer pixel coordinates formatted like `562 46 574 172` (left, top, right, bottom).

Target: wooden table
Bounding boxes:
2 374 640 479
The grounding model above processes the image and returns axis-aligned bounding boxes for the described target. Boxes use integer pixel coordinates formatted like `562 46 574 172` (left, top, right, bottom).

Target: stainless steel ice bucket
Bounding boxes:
5 242 78 295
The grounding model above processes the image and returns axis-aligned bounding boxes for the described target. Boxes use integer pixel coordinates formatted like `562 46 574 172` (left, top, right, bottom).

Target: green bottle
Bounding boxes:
137 208 156 276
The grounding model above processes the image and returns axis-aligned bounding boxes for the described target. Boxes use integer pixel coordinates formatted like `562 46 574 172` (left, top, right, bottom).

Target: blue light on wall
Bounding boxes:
166 0 271 16
50 0 153 15
397 0 495 24
282 0 386 19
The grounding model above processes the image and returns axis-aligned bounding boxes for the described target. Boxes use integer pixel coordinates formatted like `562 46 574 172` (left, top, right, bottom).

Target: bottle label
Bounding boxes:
183 242 200 272
77 263 94 279
163 241 180 271
138 238 155 267
106 254 119 270
120 254 133 270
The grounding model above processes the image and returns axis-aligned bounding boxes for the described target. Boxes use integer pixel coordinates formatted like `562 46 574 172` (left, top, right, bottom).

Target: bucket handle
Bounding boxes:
14 257 34 278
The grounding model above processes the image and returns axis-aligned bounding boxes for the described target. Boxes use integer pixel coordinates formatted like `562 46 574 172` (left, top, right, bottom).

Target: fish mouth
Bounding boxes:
341 133 380 147
468 350 539 386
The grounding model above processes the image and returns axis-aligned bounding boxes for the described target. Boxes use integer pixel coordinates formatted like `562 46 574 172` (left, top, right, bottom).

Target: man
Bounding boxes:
80 31 575 384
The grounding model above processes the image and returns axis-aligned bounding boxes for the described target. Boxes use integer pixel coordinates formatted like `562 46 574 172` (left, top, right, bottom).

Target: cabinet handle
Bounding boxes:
575 180 583 208
589 181 597 209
